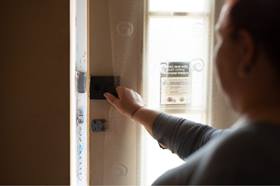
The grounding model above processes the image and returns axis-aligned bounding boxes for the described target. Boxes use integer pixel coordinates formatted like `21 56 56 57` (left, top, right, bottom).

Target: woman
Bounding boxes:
105 0 280 184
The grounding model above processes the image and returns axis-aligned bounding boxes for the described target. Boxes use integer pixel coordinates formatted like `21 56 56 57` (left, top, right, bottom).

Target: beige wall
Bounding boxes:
0 1 70 184
89 0 143 185
89 1 111 184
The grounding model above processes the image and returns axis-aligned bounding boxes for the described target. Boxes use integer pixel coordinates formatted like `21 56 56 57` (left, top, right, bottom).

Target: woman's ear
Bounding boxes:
236 30 256 78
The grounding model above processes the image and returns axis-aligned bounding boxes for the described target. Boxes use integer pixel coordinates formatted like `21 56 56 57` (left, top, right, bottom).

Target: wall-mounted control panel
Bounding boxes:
90 76 120 100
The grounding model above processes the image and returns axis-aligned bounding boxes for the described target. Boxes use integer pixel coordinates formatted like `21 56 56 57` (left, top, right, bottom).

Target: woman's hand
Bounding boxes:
105 86 160 135
104 86 145 118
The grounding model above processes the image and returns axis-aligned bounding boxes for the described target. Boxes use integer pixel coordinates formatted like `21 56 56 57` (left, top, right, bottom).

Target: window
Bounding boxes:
140 0 214 185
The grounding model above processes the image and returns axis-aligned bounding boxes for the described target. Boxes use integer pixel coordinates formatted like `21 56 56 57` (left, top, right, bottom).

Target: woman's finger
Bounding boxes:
116 86 125 98
104 93 118 106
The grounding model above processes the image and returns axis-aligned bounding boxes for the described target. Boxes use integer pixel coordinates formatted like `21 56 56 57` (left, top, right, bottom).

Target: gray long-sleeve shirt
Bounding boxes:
152 113 280 185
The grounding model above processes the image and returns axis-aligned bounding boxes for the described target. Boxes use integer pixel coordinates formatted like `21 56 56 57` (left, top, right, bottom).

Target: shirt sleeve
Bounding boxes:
152 113 223 160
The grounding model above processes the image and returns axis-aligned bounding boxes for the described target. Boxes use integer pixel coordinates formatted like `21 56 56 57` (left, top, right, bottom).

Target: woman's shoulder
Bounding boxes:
213 121 280 156
190 121 280 184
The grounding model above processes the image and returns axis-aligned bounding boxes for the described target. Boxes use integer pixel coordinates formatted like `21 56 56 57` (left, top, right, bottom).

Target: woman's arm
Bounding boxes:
104 86 159 135
104 87 223 159
152 113 223 159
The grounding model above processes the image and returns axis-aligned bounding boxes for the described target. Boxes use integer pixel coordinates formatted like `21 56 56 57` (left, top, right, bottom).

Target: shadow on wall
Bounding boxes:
0 0 70 184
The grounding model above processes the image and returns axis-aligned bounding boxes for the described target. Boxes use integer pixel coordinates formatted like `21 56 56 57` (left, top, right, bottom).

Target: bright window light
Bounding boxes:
141 0 213 185
149 0 210 13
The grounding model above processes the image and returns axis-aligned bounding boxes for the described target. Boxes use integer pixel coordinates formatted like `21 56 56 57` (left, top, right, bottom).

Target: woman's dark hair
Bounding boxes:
229 0 280 72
